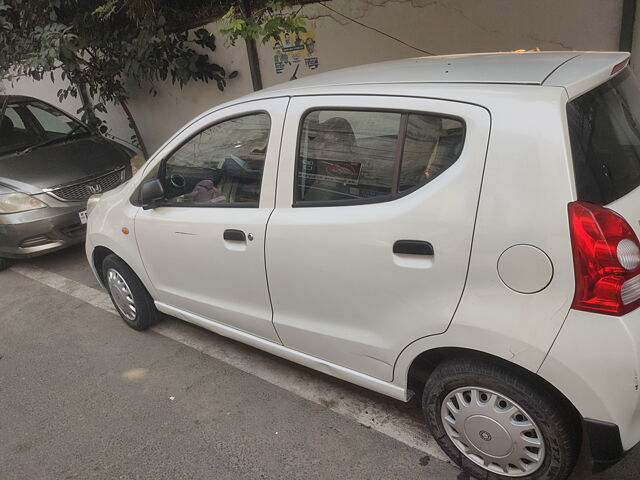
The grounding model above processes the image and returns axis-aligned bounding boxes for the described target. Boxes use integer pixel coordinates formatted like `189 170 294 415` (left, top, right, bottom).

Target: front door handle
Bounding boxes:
393 240 434 256
223 229 246 241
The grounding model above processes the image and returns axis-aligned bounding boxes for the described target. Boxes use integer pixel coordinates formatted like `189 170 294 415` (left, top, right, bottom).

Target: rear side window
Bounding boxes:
567 68 640 204
295 109 464 205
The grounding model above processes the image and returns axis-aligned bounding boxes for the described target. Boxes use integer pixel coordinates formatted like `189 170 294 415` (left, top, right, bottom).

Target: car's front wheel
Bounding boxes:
102 254 160 331
423 358 580 480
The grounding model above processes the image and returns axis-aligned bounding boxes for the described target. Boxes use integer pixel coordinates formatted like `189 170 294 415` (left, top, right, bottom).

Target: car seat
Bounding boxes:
303 117 358 201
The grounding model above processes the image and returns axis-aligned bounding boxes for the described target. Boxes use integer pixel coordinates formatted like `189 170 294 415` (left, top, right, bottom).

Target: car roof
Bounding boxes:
254 51 630 98
264 52 579 89
0 94 36 103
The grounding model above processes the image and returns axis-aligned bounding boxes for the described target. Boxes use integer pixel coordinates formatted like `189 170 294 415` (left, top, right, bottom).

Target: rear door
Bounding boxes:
266 95 490 381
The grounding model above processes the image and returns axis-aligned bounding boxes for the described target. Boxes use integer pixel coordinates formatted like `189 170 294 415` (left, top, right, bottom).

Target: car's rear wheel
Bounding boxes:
102 254 160 331
0 258 13 271
422 358 579 480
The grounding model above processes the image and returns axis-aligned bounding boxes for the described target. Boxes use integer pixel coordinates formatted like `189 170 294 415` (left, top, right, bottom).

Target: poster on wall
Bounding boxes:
272 24 319 76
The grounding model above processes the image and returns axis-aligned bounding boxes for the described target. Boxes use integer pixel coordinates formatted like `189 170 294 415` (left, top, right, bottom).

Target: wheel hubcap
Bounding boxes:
440 386 545 477
107 268 137 322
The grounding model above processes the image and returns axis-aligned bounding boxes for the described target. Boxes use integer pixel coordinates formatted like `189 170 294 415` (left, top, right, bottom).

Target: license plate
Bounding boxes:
79 210 88 224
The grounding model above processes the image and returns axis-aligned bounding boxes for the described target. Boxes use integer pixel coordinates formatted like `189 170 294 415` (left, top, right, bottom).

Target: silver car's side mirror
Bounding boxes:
141 178 164 209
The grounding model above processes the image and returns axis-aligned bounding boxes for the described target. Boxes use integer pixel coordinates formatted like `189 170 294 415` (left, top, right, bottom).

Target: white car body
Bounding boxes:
86 51 640 475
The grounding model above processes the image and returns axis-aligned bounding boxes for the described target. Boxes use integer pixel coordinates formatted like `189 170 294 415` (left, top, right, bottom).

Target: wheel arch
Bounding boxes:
92 245 115 287
89 238 158 299
406 346 582 435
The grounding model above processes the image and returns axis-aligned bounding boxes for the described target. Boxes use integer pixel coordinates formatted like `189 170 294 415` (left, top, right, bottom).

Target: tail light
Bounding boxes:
569 201 640 315
611 58 629 76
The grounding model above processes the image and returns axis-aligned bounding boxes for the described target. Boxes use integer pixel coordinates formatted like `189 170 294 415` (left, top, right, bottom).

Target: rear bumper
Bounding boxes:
0 202 86 259
539 308 640 464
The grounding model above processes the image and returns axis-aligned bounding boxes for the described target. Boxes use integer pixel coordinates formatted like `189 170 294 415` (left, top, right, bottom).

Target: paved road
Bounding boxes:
1 244 638 479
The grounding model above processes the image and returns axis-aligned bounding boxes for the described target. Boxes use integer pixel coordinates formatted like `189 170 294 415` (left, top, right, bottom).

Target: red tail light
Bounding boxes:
569 201 640 316
611 58 629 76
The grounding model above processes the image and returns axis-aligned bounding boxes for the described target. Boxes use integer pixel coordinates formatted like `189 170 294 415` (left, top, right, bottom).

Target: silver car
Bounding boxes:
0 95 135 269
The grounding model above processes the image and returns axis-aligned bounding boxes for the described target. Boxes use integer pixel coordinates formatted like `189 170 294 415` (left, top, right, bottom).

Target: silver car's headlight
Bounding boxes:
86 193 102 217
0 193 47 214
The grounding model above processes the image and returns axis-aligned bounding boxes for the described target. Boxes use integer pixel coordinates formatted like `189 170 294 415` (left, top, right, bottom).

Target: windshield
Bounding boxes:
0 100 90 157
567 68 640 204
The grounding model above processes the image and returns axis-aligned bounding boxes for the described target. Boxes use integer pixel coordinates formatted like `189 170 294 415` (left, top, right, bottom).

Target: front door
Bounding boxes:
266 95 490 379
135 98 289 343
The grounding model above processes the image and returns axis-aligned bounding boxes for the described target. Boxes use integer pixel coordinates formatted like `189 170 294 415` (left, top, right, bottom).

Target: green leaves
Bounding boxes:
1 1 239 106
1 1 243 159
220 0 307 46
92 0 119 20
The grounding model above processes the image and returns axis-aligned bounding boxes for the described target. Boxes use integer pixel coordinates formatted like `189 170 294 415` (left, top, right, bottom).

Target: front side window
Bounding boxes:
162 113 271 206
0 105 38 156
295 109 464 204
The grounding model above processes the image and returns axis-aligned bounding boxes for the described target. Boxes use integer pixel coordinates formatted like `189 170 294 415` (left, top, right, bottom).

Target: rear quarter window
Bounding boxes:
567 68 640 204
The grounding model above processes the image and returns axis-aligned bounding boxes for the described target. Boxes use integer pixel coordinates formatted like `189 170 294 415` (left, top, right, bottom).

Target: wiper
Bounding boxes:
0 97 7 125
17 124 85 156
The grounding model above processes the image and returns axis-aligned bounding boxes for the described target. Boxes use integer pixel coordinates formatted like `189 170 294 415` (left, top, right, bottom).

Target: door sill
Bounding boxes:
155 301 409 402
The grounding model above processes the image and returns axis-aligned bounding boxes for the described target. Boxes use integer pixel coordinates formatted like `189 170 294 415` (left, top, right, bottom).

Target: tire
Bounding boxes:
102 254 160 331
0 258 13 271
422 358 579 480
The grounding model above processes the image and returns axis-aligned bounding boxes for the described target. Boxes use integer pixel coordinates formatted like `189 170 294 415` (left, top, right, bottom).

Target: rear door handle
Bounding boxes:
223 229 246 241
393 240 434 256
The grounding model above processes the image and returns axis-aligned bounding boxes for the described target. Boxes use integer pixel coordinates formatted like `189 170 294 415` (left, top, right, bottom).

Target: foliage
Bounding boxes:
0 0 238 156
220 1 307 46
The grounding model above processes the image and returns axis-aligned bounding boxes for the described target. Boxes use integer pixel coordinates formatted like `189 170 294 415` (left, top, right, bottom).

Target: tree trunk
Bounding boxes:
118 97 149 159
240 0 263 91
78 83 99 128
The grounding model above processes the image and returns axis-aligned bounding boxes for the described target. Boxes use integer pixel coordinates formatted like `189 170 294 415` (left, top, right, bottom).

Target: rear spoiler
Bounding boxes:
543 52 631 99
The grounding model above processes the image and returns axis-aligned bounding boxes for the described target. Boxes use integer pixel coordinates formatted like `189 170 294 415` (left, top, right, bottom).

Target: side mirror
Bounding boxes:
141 178 164 209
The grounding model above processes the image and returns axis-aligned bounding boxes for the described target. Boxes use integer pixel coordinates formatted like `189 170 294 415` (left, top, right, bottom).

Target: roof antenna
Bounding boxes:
290 64 300 81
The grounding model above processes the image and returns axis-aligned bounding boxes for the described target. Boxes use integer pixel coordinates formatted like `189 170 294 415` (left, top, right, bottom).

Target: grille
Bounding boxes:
47 169 125 202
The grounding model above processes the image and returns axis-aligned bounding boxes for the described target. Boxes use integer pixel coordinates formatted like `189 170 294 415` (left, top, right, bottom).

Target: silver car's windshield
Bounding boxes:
0 100 90 157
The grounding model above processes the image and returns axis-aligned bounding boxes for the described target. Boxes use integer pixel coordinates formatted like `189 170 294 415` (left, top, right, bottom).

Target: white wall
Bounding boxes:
122 23 251 153
258 0 623 83
2 0 629 154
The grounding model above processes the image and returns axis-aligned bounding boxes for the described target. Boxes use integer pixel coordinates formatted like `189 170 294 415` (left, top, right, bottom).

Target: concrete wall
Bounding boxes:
2 0 629 154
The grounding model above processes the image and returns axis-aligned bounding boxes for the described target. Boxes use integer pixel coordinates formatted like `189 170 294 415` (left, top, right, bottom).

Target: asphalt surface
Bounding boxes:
1 244 639 479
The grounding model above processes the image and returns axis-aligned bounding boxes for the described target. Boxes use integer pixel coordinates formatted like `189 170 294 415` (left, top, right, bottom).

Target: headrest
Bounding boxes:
314 117 356 152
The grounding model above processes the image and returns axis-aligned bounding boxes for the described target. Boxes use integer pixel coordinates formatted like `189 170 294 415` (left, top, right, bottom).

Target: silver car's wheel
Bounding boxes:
440 386 545 477
107 267 137 321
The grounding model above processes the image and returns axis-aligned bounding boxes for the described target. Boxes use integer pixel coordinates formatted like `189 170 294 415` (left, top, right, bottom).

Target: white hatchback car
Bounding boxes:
86 51 640 479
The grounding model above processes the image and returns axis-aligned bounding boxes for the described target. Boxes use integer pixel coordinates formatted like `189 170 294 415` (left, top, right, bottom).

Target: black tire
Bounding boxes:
102 254 160 331
0 258 13 271
422 358 580 480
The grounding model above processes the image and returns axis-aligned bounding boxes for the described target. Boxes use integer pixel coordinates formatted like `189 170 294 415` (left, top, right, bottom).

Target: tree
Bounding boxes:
220 0 308 46
0 0 238 158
